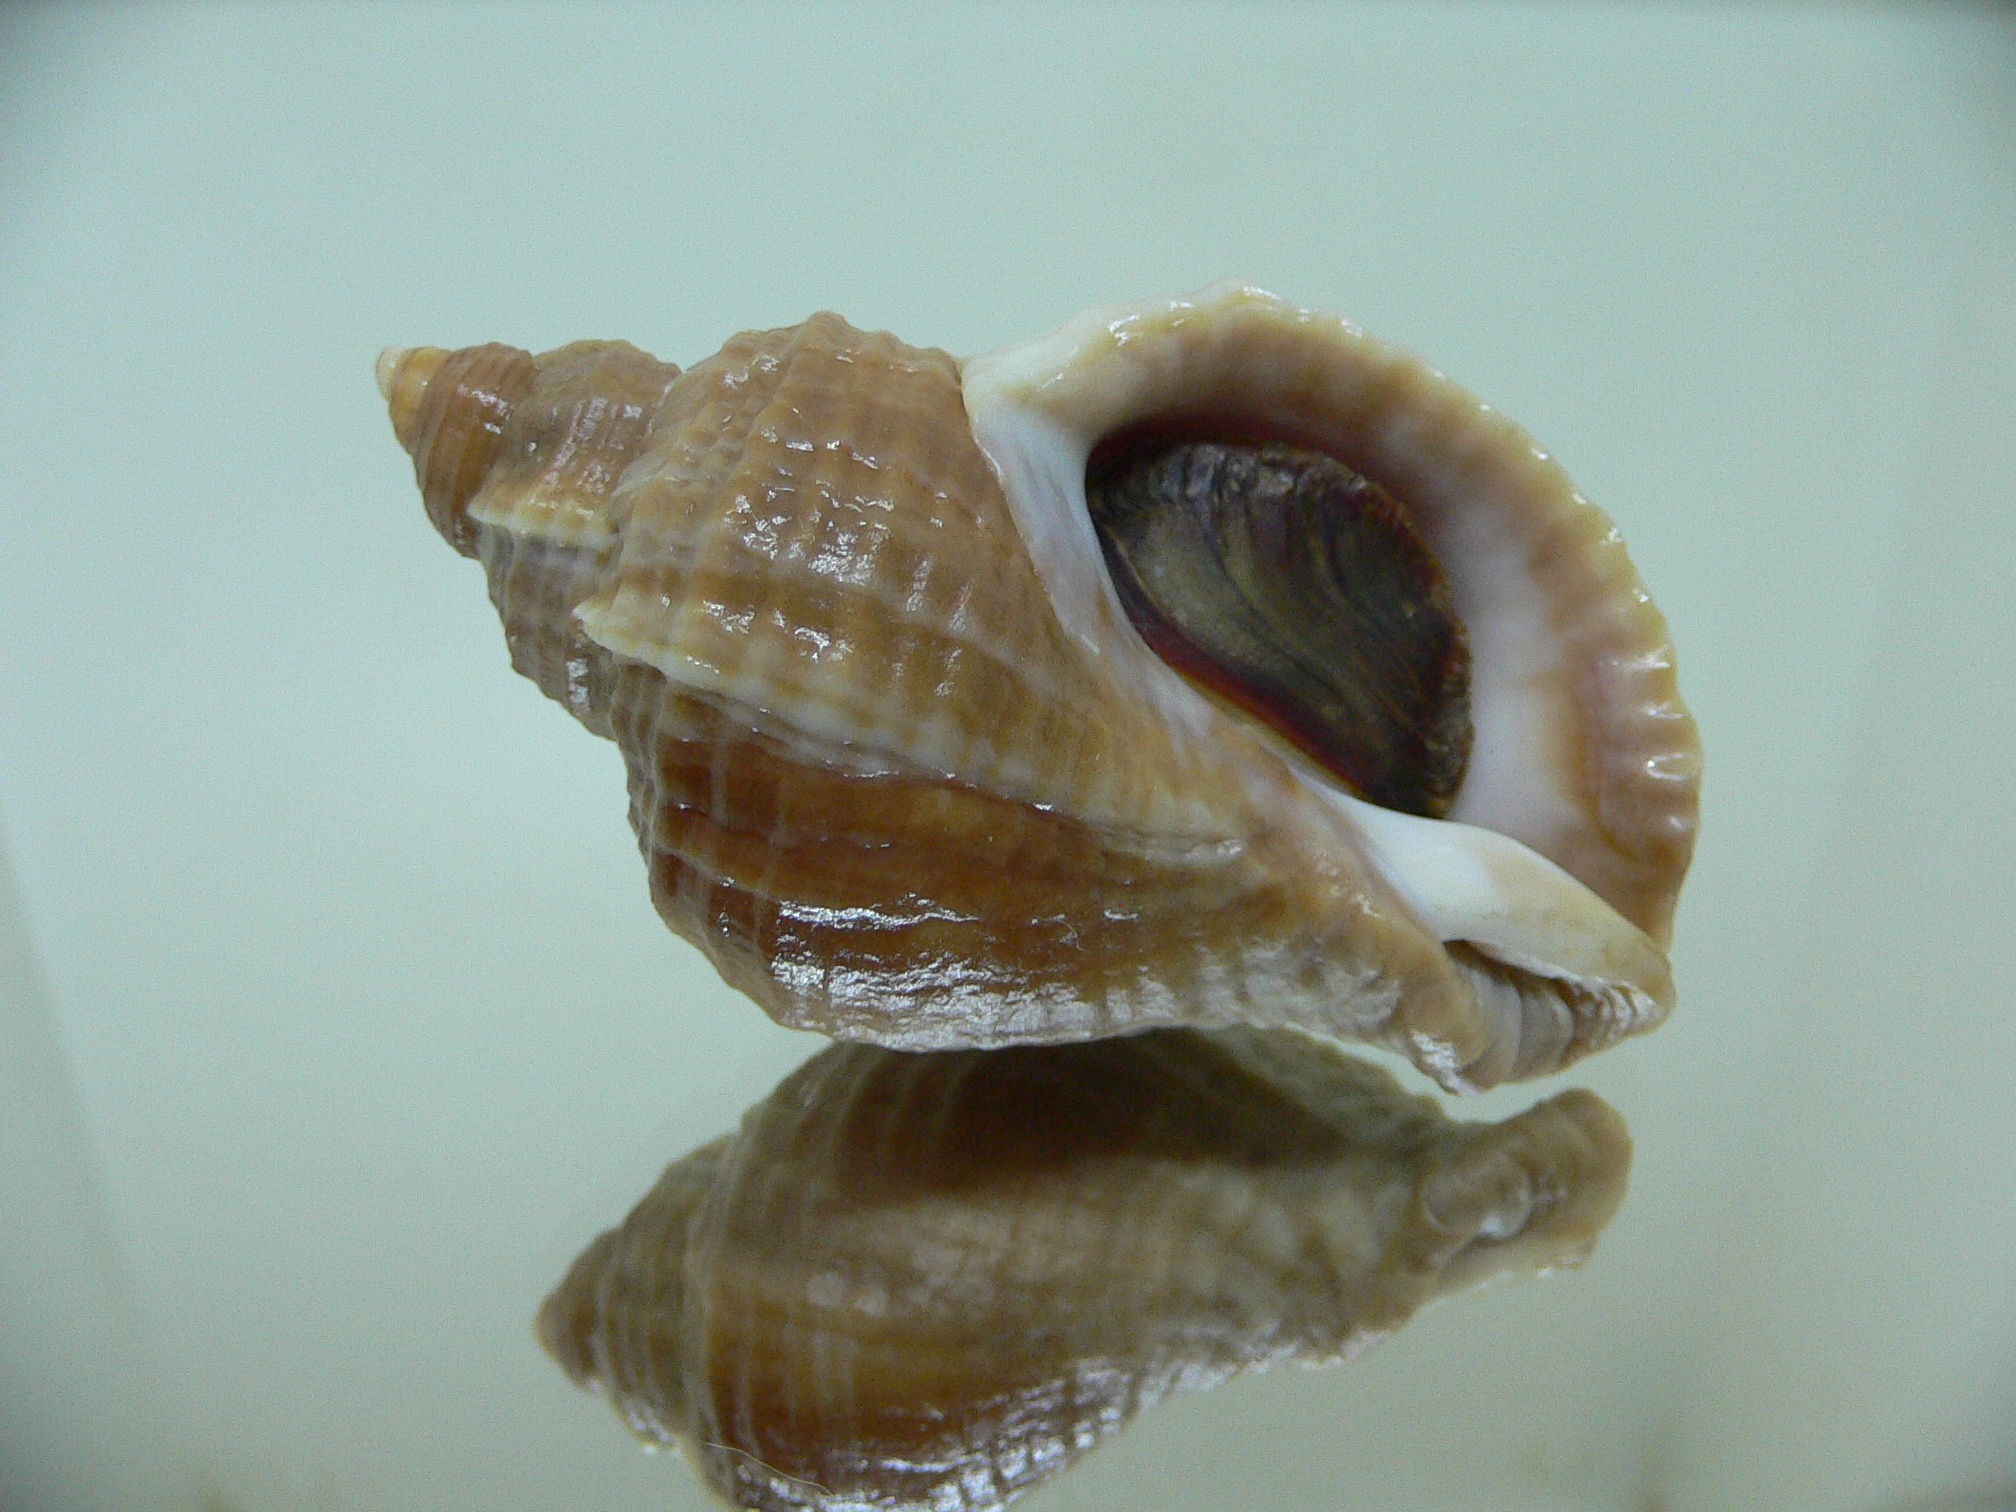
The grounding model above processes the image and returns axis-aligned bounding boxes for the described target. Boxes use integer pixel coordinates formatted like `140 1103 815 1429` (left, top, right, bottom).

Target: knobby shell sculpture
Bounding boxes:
379 282 1698 1091
538 1028 1632 1512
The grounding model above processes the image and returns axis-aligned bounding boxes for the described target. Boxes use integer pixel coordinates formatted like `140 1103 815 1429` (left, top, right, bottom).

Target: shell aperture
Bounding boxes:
380 284 1699 1092
1085 433 1473 818
538 1029 1632 1512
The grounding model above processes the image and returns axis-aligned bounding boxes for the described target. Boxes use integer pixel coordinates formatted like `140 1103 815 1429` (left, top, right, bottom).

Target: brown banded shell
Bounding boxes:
379 283 1699 1091
537 1028 1632 1512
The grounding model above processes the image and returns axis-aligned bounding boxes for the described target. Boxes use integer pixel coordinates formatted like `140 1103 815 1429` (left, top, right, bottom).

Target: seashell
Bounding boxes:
537 1027 1632 1512
378 282 1698 1091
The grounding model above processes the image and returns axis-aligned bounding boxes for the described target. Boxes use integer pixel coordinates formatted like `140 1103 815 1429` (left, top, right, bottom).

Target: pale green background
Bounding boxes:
2 4 2012 1510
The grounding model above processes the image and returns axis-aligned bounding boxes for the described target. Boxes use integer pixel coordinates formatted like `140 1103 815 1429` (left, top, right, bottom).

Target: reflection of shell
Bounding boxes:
379 282 1698 1091
538 1029 1632 1512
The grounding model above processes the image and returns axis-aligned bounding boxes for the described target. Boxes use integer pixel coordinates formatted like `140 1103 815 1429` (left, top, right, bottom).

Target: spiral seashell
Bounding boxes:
379 282 1698 1091
537 1028 1632 1512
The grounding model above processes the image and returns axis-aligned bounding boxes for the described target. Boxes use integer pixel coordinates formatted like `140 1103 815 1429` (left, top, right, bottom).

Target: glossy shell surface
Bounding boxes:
380 283 1699 1091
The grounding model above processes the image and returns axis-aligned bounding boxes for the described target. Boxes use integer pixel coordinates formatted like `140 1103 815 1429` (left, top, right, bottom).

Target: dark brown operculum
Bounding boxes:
1087 434 1472 818
384 343 539 556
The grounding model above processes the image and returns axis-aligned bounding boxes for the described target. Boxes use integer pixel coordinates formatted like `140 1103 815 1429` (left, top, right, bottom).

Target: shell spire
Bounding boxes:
379 342 541 554
381 286 1698 1092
